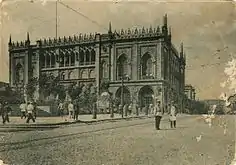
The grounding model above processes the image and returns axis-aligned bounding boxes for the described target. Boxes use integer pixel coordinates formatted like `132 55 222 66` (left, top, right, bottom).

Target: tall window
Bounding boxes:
65 53 70 66
61 72 65 80
59 52 65 67
71 53 75 66
79 50 84 65
46 53 50 68
91 49 96 64
102 61 108 79
85 49 90 65
51 53 56 67
117 54 128 80
15 63 24 83
41 55 46 68
141 53 153 79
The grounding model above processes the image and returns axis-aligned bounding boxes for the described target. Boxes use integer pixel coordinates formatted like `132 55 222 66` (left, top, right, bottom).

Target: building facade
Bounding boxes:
8 14 186 112
185 85 196 100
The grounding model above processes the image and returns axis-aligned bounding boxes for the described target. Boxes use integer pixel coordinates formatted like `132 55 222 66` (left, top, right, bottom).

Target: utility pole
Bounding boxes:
56 0 58 39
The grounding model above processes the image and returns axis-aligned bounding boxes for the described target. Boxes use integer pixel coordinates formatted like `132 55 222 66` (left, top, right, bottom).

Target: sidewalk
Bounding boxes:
0 113 190 130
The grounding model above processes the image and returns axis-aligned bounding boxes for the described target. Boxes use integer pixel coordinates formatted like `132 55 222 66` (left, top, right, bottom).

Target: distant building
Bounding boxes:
8 14 187 112
185 85 196 100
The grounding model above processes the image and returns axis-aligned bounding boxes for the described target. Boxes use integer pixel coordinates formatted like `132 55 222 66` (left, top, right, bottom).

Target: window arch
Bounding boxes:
46 53 50 68
71 52 75 66
65 52 70 66
41 55 46 68
51 53 56 68
68 71 75 80
79 50 84 65
141 53 153 79
15 63 24 83
117 54 128 80
59 52 65 67
101 61 108 79
89 70 95 78
91 49 96 64
61 72 65 80
81 70 88 79
85 49 90 65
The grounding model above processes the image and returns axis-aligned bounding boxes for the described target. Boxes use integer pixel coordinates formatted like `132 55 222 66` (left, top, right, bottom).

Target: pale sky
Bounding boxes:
0 0 236 99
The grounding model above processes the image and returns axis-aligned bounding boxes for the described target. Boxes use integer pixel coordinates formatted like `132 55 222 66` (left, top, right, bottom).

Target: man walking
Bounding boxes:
169 101 177 128
154 100 163 130
26 102 35 123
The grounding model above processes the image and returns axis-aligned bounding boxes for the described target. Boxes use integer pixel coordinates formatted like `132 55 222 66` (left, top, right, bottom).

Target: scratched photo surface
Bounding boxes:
0 0 235 165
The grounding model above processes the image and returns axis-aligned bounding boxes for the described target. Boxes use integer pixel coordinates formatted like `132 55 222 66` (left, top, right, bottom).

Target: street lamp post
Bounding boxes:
121 76 124 118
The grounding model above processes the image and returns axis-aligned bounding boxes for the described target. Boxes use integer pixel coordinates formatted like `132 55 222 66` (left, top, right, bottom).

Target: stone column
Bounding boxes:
132 43 138 80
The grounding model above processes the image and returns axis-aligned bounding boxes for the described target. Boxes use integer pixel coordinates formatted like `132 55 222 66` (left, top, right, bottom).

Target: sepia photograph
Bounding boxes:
0 0 235 164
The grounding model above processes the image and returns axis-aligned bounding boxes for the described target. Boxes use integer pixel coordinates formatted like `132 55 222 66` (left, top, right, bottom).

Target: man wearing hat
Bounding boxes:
154 100 164 130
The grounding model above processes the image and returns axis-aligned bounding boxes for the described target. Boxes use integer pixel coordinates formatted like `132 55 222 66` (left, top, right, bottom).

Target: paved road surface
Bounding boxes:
0 115 235 165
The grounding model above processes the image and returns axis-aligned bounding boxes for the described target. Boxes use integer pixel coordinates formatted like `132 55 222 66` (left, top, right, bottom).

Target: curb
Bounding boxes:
0 115 153 130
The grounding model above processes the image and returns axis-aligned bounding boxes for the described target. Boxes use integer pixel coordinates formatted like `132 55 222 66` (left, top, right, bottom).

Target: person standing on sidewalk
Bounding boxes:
58 101 64 118
3 102 12 124
154 100 163 130
32 101 37 119
26 102 35 123
73 99 79 121
68 101 74 120
20 101 27 119
169 101 177 128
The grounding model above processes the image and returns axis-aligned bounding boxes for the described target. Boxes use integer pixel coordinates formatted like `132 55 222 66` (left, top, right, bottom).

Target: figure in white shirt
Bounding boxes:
26 102 35 123
169 101 177 128
68 101 74 120
20 102 27 119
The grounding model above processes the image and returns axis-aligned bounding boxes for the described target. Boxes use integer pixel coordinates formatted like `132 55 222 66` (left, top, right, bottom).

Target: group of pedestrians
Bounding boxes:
57 100 80 121
154 100 178 130
19 101 37 123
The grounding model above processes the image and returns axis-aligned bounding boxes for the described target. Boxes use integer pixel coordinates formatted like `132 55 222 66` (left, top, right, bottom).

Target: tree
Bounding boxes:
26 77 38 100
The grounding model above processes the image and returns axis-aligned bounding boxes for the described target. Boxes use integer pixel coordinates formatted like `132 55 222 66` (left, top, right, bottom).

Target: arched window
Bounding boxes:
81 70 88 79
41 54 46 68
91 49 96 64
101 61 108 79
89 70 95 78
68 71 75 79
15 63 24 83
117 54 128 80
79 50 84 65
46 53 50 68
85 49 90 65
51 53 56 68
71 52 75 66
61 72 65 80
141 53 153 79
59 52 65 67
65 52 70 66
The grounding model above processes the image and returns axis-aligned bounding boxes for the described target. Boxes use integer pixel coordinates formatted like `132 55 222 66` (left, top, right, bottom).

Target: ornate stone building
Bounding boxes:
8 14 186 112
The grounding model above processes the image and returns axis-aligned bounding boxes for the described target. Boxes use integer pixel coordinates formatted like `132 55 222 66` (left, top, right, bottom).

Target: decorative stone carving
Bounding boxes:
140 46 156 58
116 47 131 59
